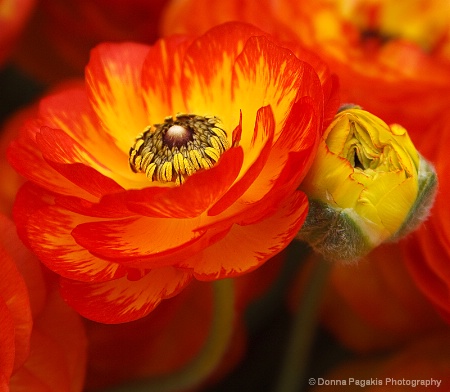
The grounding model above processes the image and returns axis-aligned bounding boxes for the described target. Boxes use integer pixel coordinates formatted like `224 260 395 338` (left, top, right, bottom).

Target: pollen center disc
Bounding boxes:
163 125 192 148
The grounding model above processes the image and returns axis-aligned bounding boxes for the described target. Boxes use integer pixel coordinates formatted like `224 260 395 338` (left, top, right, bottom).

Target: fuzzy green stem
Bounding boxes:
274 256 331 392
107 278 235 392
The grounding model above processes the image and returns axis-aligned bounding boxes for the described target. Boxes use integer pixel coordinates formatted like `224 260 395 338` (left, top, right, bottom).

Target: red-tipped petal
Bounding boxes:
72 215 211 266
180 191 308 280
7 125 97 202
208 105 274 216
60 268 192 323
24 200 126 282
181 22 266 131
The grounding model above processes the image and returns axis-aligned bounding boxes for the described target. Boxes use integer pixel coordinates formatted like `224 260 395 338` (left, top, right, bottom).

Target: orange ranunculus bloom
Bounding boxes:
400 113 450 324
84 252 284 391
13 0 170 83
8 22 339 323
0 0 36 67
312 333 450 391
266 0 450 137
162 0 450 136
0 213 87 391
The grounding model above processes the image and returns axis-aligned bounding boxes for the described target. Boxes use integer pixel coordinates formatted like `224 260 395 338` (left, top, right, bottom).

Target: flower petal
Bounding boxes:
36 127 124 198
59 268 192 323
180 191 308 280
240 98 319 205
0 246 32 374
181 22 266 132
208 105 274 216
232 35 321 146
141 35 193 121
37 86 145 189
85 42 150 153
7 123 97 201
71 215 230 268
14 184 126 282
0 298 15 384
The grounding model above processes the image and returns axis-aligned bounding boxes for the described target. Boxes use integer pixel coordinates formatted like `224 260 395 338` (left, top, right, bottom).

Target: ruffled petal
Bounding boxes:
71 215 231 268
240 98 318 205
59 268 193 323
179 191 308 280
7 123 97 201
38 86 144 189
208 105 274 216
14 185 126 283
85 42 150 153
36 127 124 197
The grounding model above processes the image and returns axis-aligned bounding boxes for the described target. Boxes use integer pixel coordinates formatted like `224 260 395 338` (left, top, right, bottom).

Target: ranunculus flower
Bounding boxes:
0 0 36 67
298 107 437 262
401 113 450 324
0 213 87 391
162 0 450 136
8 22 338 323
13 0 170 83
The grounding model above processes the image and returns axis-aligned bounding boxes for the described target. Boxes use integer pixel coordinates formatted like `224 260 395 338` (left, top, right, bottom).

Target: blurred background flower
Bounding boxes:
11 0 170 84
0 213 87 391
0 0 36 67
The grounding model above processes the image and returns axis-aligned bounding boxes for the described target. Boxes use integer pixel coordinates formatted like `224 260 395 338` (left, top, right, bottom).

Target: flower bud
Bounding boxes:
298 106 437 263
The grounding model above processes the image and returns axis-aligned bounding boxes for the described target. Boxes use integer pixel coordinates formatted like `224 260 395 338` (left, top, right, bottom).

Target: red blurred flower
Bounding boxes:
0 0 36 67
0 106 36 216
292 245 446 354
162 0 450 136
270 0 450 136
401 113 450 324
8 22 339 323
13 0 170 83
0 213 87 391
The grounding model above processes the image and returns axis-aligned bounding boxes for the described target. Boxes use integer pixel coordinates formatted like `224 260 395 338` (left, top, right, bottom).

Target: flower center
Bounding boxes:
340 120 404 175
129 113 229 185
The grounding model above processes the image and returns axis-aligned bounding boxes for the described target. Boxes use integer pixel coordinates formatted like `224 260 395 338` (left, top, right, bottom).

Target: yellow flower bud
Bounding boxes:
299 107 437 263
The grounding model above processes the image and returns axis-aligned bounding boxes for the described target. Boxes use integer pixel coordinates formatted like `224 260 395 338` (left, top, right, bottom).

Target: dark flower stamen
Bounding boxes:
129 113 229 185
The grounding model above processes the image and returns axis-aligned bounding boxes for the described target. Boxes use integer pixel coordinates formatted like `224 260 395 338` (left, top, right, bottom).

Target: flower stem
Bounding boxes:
274 256 331 392
107 278 235 392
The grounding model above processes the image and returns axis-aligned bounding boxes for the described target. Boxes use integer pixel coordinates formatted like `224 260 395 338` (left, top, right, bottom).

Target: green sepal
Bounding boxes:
297 200 372 263
391 154 438 241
